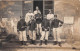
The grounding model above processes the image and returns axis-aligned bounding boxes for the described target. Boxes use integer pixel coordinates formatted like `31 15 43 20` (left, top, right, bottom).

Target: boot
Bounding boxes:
39 40 42 45
53 41 57 45
36 34 39 39
58 42 62 47
0 42 2 48
21 41 23 45
33 40 36 45
23 41 26 45
19 41 21 44
22 41 24 45
45 40 47 45
30 39 33 44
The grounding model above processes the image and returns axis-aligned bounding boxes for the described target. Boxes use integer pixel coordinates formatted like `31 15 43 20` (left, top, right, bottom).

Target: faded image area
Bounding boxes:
0 0 80 51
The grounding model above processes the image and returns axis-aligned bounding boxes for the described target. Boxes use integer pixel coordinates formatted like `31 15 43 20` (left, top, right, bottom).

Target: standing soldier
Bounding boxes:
40 16 50 45
28 17 37 45
34 6 42 37
25 9 34 38
51 15 63 47
47 9 54 35
17 16 27 45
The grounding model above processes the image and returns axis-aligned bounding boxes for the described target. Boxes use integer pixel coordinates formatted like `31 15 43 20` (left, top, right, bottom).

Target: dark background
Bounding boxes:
33 1 43 16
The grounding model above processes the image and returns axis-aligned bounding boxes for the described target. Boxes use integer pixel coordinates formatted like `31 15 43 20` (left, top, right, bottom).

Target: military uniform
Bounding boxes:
28 19 37 45
25 12 34 23
51 19 63 46
47 13 54 35
34 10 42 35
25 12 34 38
17 19 27 45
47 14 54 20
40 18 50 45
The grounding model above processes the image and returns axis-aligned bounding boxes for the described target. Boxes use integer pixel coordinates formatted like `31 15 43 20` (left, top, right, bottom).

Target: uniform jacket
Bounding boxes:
47 14 54 20
35 13 42 24
28 19 36 31
42 18 50 31
17 19 27 31
51 19 63 28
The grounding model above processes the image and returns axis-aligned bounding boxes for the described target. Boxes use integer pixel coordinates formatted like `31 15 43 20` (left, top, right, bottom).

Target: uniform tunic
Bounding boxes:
42 19 50 31
34 10 41 15
47 13 54 30
25 12 34 35
35 13 42 24
47 14 54 20
25 12 34 23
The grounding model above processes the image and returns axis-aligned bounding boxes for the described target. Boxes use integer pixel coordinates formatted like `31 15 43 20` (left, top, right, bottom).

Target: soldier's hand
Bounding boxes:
45 29 47 31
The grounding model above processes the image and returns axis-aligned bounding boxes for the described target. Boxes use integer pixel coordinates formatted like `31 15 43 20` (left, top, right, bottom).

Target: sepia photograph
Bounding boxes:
0 0 80 51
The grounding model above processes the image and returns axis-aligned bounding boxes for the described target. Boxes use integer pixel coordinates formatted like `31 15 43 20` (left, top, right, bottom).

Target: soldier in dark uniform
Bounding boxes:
28 17 37 45
51 15 63 47
17 16 27 45
40 16 50 45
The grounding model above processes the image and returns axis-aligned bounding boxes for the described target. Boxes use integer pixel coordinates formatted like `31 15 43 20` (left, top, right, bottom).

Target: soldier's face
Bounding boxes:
49 10 52 14
54 17 57 19
49 11 52 14
36 7 39 10
29 10 31 13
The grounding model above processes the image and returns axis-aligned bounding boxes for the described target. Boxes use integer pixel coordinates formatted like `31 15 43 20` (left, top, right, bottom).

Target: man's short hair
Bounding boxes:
36 6 38 7
20 16 22 18
29 9 31 10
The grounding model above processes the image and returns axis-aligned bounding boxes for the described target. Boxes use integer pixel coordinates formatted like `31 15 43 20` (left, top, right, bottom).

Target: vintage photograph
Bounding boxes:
0 0 80 51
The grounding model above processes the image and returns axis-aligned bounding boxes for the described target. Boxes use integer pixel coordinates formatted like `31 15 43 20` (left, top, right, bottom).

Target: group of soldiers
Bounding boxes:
17 6 63 47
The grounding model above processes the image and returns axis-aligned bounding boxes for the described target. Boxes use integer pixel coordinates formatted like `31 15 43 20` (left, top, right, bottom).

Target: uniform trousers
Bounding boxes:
40 31 49 40
26 26 29 35
29 30 36 40
37 23 42 35
52 27 62 42
19 30 27 41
